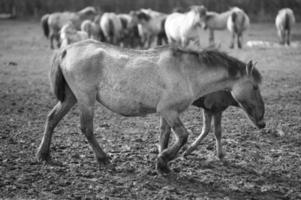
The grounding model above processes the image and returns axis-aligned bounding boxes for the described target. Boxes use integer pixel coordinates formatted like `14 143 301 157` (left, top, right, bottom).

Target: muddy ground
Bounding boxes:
0 20 301 200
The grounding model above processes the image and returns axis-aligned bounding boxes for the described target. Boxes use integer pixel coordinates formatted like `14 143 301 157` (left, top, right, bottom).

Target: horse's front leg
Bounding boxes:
79 103 110 167
183 110 212 157
37 91 76 162
213 112 224 159
158 117 171 153
50 34 55 49
157 111 189 174
286 30 291 46
209 29 215 45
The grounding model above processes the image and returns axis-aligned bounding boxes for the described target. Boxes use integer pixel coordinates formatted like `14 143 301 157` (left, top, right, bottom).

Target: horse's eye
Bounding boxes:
253 85 258 90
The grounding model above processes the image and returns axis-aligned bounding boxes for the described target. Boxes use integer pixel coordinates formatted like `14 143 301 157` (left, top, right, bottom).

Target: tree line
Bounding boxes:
0 0 300 21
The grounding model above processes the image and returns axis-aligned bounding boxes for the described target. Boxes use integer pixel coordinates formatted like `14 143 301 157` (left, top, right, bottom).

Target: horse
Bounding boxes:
100 12 123 45
80 20 101 40
165 5 207 47
275 8 295 46
36 40 265 174
60 23 89 48
204 7 250 48
41 7 96 49
131 9 168 48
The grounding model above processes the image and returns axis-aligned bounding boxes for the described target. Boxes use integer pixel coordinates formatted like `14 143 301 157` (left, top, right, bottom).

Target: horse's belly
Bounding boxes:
97 76 162 116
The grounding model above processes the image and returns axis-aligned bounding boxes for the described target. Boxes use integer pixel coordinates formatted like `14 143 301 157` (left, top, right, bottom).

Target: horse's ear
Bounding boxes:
246 60 254 76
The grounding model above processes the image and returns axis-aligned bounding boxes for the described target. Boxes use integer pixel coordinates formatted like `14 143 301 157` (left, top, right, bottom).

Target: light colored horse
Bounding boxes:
131 9 168 48
205 7 250 48
100 12 123 45
81 19 101 40
165 5 207 47
36 40 265 174
41 7 96 49
60 23 88 48
275 8 295 45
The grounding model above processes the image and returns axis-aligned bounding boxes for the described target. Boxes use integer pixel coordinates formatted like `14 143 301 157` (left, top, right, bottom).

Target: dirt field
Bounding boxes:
0 20 301 200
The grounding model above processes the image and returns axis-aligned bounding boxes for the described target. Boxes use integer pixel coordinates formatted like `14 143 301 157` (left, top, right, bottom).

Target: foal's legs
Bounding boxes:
158 117 171 153
183 110 212 156
157 111 189 173
213 112 224 159
37 89 76 162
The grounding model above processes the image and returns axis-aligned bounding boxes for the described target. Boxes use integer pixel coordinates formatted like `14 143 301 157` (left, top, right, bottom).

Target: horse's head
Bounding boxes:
231 61 265 129
190 5 207 29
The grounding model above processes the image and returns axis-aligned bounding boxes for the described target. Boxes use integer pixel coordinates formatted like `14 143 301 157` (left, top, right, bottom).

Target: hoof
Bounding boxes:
217 152 225 160
156 156 171 174
97 156 111 168
36 150 51 162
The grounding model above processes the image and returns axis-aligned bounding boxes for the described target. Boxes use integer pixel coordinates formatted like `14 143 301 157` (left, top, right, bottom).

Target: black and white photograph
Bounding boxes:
0 0 300 199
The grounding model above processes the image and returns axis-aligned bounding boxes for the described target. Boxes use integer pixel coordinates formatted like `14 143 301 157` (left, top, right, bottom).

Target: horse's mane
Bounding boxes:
171 46 262 83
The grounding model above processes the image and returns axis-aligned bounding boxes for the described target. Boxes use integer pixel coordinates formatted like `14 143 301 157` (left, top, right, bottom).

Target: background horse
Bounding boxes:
60 23 88 48
100 12 123 45
165 5 207 47
41 7 96 49
131 9 168 48
275 8 295 45
205 7 249 48
80 19 101 40
36 40 265 174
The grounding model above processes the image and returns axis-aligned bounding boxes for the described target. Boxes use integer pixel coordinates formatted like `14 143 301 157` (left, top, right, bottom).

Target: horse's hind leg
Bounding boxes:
229 32 235 49
158 117 171 153
79 102 110 167
157 111 189 173
286 30 291 46
183 110 212 157
37 89 76 162
237 32 242 49
213 112 224 159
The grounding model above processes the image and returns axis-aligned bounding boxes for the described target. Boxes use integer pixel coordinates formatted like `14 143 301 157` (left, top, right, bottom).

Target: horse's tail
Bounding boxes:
41 14 50 38
284 12 290 31
231 12 238 33
50 49 67 102
108 18 114 40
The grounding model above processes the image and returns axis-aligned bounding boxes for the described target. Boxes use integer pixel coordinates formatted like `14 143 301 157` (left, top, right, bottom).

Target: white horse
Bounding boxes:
165 5 207 47
100 12 123 45
60 23 88 48
131 9 168 48
205 7 249 48
275 8 295 45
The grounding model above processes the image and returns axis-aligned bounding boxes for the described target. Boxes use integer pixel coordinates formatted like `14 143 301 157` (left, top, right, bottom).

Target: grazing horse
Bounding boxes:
275 8 295 45
205 7 249 48
80 20 101 40
100 12 123 45
36 40 265 174
165 5 207 47
41 7 96 49
131 9 168 48
60 23 89 48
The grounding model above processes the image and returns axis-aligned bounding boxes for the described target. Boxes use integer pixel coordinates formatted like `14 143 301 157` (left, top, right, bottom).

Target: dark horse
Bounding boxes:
37 40 265 173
